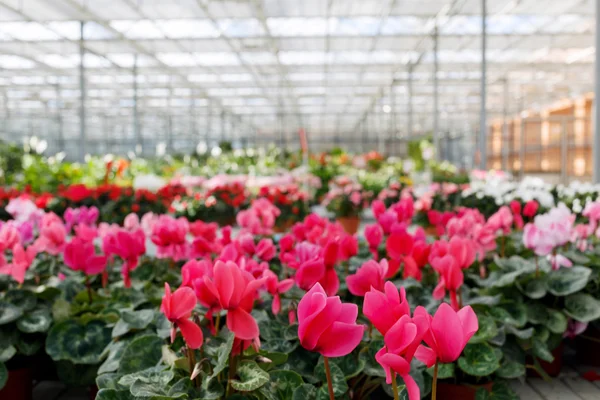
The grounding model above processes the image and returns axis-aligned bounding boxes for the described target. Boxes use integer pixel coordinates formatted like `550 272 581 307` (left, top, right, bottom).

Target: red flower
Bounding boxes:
161 283 203 349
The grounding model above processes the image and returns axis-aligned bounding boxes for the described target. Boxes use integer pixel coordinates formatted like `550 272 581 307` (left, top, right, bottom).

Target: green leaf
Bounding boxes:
95 389 131 400
532 338 554 363
267 370 304 399
314 358 348 397
112 309 155 338
230 360 270 392
45 319 112 364
517 278 547 299
17 309 52 333
526 303 549 325
4 289 37 311
426 363 455 379
505 325 534 340
334 353 366 379
98 340 129 374
496 360 526 379
118 335 163 374
198 372 224 400
210 331 234 378
96 373 123 390
565 293 600 322
16 334 42 355
457 343 500 377
118 366 172 387
55 361 98 387
0 345 16 362
359 339 386 377
0 301 23 325
51 298 71 322
562 251 590 265
546 266 591 296
465 295 501 306
0 362 7 390
545 309 568 334
293 384 317 400
470 315 498 344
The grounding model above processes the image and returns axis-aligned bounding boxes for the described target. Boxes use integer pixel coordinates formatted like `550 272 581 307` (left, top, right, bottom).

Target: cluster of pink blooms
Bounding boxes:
279 214 358 295
523 203 576 269
236 198 281 235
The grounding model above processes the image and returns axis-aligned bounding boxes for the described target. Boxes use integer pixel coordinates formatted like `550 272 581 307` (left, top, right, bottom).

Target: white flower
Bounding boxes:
133 174 166 192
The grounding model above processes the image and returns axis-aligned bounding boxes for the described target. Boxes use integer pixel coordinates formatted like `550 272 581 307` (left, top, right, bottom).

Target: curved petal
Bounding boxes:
317 321 365 357
414 345 437 368
431 303 464 363
213 261 235 308
170 286 197 320
402 372 421 400
177 318 204 349
227 307 259 341
457 305 479 345
299 297 341 351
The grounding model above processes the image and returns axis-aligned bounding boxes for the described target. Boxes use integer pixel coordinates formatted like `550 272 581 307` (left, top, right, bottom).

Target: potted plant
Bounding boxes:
322 178 370 235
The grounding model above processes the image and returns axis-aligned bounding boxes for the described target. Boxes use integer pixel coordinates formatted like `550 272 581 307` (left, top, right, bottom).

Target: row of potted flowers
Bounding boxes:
0 184 599 399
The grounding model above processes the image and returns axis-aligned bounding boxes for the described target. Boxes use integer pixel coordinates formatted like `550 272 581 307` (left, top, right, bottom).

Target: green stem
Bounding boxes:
215 313 221 332
432 361 439 400
323 357 335 400
85 275 92 304
187 347 198 387
391 372 399 400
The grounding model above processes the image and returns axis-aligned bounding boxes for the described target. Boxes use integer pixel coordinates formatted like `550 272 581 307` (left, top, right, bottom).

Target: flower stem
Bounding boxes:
85 275 92 304
323 356 335 400
391 372 399 400
432 361 439 400
215 313 221 332
187 346 198 387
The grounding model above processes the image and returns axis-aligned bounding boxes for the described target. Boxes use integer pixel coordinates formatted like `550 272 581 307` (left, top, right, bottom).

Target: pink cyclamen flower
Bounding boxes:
0 244 37 284
363 281 410 336
63 238 107 276
297 283 365 357
523 200 539 218
564 319 588 339
431 255 464 311
255 238 276 262
346 259 388 297
35 219 67 255
523 223 555 256
263 270 294 314
161 283 203 349
201 260 265 341
375 314 428 400
0 223 20 252
151 215 189 261
487 206 513 234
104 229 146 288
414 303 478 366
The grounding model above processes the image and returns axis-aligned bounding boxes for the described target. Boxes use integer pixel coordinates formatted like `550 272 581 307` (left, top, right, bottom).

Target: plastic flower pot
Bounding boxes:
527 342 564 378
576 326 600 367
337 216 360 235
0 368 32 400
437 381 493 400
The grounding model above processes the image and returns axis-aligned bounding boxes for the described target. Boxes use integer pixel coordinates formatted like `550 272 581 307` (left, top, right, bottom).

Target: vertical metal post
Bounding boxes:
390 83 396 156
79 21 86 160
408 65 413 137
479 0 487 169
133 54 141 154
220 111 225 145
594 0 600 182
502 78 509 170
55 84 63 152
433 25 440 160
561 118 568 183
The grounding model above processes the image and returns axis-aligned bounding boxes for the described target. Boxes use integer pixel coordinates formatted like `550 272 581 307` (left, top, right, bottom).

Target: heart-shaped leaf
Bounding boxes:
0 301 23 325
230 360 269 392
118 335 163 374
546 266 591 296
45 319 112 364
565 293 600 322
458 343 500 377
17 309 52 333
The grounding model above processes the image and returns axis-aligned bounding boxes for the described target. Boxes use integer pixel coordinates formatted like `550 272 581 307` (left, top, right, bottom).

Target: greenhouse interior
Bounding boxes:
3 1 600 400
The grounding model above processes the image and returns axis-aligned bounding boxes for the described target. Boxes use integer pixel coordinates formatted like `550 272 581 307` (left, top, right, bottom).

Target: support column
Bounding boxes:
594 0 600 182
502 78 509 170
433 25 440 160
55 84 63 152
79 21 86 160
133 54 141 154
408 65 413 137
479 0 488 169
